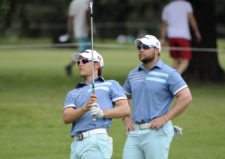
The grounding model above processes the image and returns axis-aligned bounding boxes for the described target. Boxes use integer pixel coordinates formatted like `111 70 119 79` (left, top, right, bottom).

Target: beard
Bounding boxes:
141 54 155 64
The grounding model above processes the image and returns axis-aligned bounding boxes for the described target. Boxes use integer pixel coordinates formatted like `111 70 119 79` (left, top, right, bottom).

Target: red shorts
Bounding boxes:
169 38 192 59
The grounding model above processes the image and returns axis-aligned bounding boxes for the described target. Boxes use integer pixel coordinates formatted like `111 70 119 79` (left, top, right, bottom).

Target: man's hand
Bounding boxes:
90 103 104 118
123 116 135 132
149 115 168 130
85 94 97 111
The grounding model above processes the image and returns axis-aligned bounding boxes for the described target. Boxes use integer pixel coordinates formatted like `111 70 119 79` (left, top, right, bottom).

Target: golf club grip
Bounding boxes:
92 83 95 94
90 1 93 16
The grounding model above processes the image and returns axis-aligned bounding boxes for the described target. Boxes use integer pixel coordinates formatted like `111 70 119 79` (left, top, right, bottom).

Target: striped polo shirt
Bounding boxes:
64 76 127 137
123 59 187 124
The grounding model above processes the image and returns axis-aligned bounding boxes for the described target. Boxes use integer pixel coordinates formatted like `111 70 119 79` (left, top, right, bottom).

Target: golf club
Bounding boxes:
90 0 95 95
90 0 97 121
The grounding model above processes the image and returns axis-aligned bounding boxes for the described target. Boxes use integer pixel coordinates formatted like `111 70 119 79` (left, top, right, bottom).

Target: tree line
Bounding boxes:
1 0 225 39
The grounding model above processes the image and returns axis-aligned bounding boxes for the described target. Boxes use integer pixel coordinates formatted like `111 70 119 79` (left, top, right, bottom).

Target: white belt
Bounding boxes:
134 123 151 130
75 128 107 141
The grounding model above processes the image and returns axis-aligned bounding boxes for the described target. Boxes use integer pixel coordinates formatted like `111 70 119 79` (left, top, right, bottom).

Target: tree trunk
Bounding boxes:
184 0 225 82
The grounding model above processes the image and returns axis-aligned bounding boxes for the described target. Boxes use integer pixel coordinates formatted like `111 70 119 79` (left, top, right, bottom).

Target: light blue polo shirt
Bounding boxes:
123 59 187 124
64 76 127 137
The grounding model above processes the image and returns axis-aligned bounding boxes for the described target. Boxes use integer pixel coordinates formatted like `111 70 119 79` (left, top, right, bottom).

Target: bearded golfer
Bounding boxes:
63 49 130 159
122 35 192 159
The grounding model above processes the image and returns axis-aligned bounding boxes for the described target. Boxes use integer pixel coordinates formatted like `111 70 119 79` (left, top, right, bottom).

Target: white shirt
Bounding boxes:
162 0 193 40
68 0 90 38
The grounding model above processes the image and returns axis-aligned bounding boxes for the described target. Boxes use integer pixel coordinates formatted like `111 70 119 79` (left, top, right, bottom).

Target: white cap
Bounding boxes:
72 49 104 68
135 35 161 52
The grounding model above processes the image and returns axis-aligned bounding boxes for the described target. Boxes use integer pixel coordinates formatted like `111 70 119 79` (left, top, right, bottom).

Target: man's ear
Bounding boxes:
94 62 101 69
154 48 160 56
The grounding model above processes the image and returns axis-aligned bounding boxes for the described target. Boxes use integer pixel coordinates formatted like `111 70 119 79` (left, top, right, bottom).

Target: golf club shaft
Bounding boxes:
90 0 95 95
90 1 97 121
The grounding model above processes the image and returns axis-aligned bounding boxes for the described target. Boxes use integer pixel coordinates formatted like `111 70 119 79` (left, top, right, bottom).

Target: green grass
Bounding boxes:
0 39 225 159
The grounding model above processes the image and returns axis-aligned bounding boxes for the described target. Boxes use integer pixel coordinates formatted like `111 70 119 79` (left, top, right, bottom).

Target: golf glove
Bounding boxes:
173 125 183 139
90 103 104 118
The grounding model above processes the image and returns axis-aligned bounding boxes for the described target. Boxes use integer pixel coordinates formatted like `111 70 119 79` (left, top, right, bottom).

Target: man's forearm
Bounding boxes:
63 106 89 124
67 16 74 34
103 99 130 118
166 88 192 121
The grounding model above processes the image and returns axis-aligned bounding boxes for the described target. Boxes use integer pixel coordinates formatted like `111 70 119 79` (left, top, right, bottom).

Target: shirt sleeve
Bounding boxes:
68 1 75 16
168 71 188 95
68 0 89 16
64 91 76 109
110 80 127 102
123 75 131 96
162 7 167 21
186 2 193 13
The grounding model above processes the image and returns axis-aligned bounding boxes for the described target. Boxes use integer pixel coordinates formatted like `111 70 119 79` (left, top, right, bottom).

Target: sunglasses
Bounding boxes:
77 58 92 65
137 44 154 50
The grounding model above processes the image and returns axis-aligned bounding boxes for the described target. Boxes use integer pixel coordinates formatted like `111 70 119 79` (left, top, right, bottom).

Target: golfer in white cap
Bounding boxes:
122 35 192 159
63 49 130 159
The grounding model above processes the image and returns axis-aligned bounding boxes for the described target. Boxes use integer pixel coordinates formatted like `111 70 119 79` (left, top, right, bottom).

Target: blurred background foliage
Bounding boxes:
0 0 225 40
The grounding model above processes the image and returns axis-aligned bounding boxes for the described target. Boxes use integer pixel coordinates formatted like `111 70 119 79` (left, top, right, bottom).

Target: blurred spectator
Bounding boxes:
161 0 201 74
65 0 91 76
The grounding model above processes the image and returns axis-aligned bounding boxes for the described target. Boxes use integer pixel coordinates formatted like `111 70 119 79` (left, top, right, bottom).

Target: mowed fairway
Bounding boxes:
0 42 225 159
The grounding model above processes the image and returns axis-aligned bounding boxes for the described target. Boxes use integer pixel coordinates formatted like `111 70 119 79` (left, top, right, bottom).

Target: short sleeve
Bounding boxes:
68 1 76 16
123 76 131 96
162 7 167 21
110 81 127 102
64 91 76 109
186 2 193 13
168 71 188 95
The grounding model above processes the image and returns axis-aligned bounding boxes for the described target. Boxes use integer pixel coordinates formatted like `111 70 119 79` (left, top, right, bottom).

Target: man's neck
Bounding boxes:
83 75 98 83
143 58 159 70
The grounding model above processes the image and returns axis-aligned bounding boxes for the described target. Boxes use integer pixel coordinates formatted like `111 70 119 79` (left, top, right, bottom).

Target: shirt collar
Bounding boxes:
138 59 164 71
75 76 105 88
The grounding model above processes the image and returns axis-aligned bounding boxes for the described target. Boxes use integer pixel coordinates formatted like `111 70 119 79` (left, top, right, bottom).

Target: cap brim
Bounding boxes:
135 38 148 46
